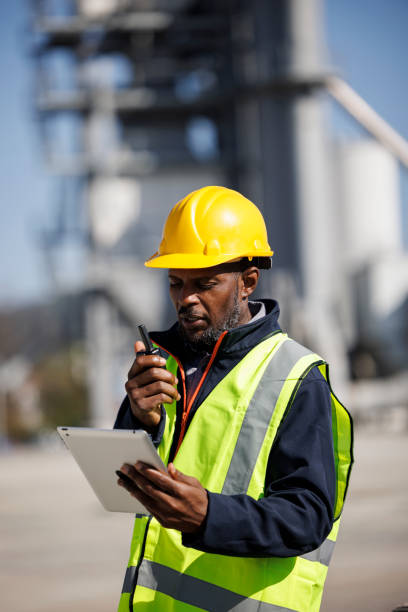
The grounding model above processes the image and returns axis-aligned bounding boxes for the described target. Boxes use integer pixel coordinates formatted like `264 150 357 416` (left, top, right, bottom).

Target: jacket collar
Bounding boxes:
151 299 281 363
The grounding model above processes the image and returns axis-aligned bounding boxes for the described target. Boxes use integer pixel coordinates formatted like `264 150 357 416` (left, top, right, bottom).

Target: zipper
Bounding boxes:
128 334 228 610
155 332 228 458
129 515 152 612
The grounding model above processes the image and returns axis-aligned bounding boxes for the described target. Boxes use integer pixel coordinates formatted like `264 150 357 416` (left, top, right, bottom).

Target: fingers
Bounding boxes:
127 340 146 379
127 352 166 380
168 463 198 486
125 346 179 426
134 463 180 495
125 379 180 409
128 462 198 495
126 376 179 400
117 470 156 513
168 463 178 480
117 462 209 533
118 463 176 501
135 367 177 388
134 340 145 354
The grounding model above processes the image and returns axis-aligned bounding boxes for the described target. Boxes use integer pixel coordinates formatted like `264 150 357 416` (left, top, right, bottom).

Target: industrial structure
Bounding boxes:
30 0 408 427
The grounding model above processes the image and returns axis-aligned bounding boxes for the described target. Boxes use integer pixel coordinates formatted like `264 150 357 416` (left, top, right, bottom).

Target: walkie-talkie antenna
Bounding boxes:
138 324 154 353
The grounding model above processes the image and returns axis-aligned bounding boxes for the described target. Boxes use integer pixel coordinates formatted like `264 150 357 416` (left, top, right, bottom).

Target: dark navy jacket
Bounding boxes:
114 300 336 558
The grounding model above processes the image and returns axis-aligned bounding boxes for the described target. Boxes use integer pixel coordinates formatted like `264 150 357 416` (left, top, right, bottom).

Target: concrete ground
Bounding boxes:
0 429 407 612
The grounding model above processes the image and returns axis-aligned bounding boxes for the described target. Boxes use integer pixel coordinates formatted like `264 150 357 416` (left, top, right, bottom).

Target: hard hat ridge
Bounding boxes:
145 185 273 269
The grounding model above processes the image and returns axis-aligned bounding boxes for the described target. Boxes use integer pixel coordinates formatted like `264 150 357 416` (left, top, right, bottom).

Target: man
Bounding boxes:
115 185 353 612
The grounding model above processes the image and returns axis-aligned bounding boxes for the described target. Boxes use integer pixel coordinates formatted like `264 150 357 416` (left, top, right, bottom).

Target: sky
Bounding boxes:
0 0 407 307
0 2 54 304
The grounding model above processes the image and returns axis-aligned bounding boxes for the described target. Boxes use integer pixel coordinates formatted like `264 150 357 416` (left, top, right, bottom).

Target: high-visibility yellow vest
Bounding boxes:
118 331 353 612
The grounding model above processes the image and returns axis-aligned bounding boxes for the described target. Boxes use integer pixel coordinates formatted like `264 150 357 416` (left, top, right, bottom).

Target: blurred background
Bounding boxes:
0 1 407 611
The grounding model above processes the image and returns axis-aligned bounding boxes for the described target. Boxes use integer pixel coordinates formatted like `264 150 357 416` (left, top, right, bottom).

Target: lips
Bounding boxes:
179 313 207 328
180 316 204 324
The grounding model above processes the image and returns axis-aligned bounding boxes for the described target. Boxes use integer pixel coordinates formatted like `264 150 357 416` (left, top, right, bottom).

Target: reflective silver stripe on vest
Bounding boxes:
122 565 137 593
222 339 315 496
300 538 335 567
123 538 336 595
136 559 297 611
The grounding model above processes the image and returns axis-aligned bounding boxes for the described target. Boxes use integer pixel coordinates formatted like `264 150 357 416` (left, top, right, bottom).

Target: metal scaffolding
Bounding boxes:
31 0 408 426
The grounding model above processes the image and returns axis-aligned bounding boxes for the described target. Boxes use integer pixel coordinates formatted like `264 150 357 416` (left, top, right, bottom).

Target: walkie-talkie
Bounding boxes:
137 324 160 357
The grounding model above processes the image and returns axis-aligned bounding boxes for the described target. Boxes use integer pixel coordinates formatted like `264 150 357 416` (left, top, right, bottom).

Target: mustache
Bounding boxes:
178 306 207 320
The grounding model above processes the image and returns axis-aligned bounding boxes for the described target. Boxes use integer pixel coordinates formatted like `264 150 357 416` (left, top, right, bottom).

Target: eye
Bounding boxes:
197 281 216 290
169 279 182 288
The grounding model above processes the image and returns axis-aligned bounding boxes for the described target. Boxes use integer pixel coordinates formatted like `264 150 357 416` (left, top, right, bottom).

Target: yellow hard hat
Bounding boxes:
145 185 273 269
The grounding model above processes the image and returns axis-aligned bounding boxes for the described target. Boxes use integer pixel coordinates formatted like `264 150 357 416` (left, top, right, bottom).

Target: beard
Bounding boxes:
179 284 241 353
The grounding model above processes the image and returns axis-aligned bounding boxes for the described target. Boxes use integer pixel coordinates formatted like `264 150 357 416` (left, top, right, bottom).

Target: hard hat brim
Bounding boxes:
144 250 273 269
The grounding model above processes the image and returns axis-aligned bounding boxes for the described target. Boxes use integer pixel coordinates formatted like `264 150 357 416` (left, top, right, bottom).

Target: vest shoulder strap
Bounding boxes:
224 336 323 497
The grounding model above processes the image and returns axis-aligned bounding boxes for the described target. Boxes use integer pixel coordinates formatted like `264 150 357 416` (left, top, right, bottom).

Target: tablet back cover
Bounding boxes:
57 427 165 513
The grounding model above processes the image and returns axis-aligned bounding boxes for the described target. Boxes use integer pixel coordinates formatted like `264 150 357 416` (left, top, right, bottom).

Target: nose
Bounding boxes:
177 283 200 309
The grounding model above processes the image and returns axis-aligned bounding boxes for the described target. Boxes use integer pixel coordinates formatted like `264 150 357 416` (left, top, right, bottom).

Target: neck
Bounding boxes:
238 302 252 326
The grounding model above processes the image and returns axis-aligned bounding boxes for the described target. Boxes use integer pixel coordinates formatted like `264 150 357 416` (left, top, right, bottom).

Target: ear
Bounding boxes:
240 267 259 300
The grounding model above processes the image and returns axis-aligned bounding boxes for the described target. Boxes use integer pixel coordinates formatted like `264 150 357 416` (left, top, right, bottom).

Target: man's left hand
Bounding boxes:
117 462 208 534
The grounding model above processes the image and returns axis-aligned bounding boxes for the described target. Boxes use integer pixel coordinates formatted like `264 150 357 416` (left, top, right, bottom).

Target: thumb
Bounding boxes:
134 340 146 354
168 463 194 484
168 463 179 480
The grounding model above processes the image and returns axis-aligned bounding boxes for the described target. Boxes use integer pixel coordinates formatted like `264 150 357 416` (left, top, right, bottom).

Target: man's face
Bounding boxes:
168 266 247 350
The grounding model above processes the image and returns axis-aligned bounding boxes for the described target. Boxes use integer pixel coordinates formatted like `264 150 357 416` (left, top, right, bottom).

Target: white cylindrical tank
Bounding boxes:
337 140 402 271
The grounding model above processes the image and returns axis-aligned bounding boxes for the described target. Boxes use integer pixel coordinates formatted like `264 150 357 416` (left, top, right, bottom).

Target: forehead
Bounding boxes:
168 266 234 281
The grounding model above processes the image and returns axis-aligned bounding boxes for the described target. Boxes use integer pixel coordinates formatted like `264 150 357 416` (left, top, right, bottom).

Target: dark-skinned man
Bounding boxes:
114 185 353 612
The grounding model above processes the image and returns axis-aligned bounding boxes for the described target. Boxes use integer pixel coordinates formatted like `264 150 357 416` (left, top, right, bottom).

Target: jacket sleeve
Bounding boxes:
113 396 166 447
182 366 336 557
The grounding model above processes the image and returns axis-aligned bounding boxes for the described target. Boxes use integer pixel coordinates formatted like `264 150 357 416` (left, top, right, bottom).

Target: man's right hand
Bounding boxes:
125 340 180 429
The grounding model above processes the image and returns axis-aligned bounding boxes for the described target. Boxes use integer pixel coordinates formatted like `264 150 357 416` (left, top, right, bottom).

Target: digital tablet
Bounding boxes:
57 426 167 514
